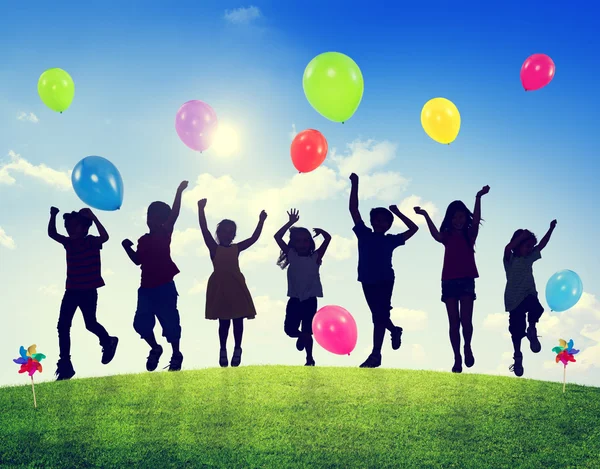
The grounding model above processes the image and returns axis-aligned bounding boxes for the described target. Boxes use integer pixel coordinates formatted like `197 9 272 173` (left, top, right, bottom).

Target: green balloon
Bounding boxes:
38 68 75 113
303 52 364 123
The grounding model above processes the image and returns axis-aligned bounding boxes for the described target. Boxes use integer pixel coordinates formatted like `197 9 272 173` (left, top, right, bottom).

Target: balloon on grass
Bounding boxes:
175 100 218 152
312 305 357 355
72 156 124 211
38 68 75 113
291 129 328 173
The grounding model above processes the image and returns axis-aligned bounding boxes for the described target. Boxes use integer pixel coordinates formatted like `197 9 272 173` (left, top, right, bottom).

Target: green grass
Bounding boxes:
1 366 599 468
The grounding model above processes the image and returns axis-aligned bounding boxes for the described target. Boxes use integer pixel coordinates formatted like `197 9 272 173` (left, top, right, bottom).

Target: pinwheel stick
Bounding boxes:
31 376 37 408
563 366 566 393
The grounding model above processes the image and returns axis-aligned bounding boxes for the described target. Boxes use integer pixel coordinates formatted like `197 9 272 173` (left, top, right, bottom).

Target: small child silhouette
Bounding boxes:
349 173 419 368
415 185 489 373
198 198 267 367
48 207 118 380
504 220 557 377
274 208 331 366
122 181 188 372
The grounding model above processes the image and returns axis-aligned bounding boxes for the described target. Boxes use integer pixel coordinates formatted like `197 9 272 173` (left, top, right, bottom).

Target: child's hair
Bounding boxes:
215 219 237 244
369 207 394 229
510 229 537 255
439 200 482 252
277 227 316 270
147 201 171 224
63 211 92 232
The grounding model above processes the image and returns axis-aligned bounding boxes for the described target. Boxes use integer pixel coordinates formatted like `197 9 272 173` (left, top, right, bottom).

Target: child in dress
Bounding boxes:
48 207 118 380
274 208 331 366
504 220 557 377
197 198 267 367
122 181 188 372
415 185 489 373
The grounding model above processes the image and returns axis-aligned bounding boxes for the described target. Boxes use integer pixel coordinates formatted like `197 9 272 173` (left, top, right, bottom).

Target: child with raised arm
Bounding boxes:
48 207 118 380
122 181 188 372
349 173 419 368
198 198 267 367
414 185 489 373
504 220 557 377
274 209 331 366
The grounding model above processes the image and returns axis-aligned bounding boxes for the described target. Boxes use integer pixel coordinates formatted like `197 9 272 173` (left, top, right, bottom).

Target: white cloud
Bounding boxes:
189 278 208 295
332 140 398 176
396 195 439 227
355 172 409 202
483 313 507 331
326 235 356 261
104 268 115 277
39 284 61 297
391 307 428 331
289 124 297 141
171 228 209 258
224 6 261 24
239 242 279 269
411 344 426 363
17 112 39 123
0 226 16 249
0 151 71 190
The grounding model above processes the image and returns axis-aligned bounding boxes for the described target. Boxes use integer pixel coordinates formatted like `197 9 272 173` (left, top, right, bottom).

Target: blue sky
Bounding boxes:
1 1 599 388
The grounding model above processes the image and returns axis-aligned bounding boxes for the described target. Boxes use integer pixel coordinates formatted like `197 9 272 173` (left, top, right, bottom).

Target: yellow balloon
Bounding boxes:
421 97 461 144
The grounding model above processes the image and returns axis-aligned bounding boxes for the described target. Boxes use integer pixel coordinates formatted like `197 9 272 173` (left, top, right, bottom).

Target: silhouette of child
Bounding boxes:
274 209 331 366
504 220 557 377
349 173 419 368
122 181 188 372
198 198 267 367
415 185 489 373
48 207 118 380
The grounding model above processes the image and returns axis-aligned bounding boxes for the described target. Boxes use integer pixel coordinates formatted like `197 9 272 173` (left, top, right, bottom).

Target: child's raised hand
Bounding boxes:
178 181 189 192
287 208 299 224
389 204 399 213
259 210 268 222
50 206 59 216
349 173 359 184
122 239 134 249
312 228 326 238
198 199 207 210
550 219 557 229
477 185 490 198
414 206 427 216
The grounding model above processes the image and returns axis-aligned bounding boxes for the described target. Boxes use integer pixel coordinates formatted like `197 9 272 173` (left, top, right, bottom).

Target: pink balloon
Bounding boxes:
175 100 218 152
520 54 555 91
312 305 358 355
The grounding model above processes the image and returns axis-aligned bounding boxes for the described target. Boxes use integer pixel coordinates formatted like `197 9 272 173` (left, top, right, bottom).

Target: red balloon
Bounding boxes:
520 54 555 91
291 129 328 173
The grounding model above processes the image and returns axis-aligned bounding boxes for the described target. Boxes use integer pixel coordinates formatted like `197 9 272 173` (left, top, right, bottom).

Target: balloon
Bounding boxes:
290 129 328 173
312 305 357 355
520 54 555 91
421 98 461 144
303 52 364 123
175 100 218 152
72 156 124 211
545 270 583 312
38 68 75 113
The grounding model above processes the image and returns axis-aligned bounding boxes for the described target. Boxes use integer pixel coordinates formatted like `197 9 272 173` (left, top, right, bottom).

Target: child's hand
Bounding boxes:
178 181 189 192
198 199 207 210
550 219 557 229
349 173 359 184
287 208 299 224
79 208 95 220
389 205 399 213
122 239 134 249
477 185 490 198
414 206 427 216
259 210 268 222
50 206 59 216
312 228 327 238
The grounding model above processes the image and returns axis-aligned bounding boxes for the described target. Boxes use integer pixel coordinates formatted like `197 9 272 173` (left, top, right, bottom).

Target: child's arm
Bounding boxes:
238 211 268 252
536 220 557 252
469 185 490 240
122 239 141 265
314 228 332 261
414 207 442 243
80 208 109 243
48 207 68 244
165 181 189 232
389 205 419 241
503 231 531 263
197 199 218 256
349 173 363 225
274 209 299 254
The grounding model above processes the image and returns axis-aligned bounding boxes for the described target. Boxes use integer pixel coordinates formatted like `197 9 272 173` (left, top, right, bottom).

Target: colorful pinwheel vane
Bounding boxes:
552 338 579 366
13 344 46 376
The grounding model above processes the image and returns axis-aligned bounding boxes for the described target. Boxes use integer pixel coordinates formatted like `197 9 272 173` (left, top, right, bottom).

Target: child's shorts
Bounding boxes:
508 294 544 339
362 281 394 326
441 277 476 303
133 281 181 343
284 297 318 336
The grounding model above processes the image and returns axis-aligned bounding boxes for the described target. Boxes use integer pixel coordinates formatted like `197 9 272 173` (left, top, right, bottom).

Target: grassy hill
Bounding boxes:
1 366 599 468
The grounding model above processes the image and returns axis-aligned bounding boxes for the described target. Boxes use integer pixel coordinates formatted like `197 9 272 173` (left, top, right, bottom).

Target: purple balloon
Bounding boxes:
175 100 218 152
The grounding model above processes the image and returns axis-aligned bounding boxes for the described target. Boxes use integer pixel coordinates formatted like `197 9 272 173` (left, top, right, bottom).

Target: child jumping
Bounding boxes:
48 207 118 380
122 181 188 372
504 220 557 377
198 198 267 367
349 173 419 368
415 185 489 373
274 208 331 366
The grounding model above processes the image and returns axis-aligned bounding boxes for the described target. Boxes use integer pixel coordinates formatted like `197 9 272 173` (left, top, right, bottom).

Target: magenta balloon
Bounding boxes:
520 54 555 91
312 305 358 355
175 100 218 152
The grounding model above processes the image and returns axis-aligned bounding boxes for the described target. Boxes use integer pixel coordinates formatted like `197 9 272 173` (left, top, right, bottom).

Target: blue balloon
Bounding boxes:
545 270 583 312
71 156 124 211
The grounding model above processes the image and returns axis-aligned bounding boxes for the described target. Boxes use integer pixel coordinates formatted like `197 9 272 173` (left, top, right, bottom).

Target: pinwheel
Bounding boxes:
13 344 46 408
552 338 579 393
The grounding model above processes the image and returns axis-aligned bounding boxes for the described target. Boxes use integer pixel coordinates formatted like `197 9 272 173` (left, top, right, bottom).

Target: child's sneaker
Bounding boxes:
526 326 542 353
391 327 403 350
231 347 243 367
55 358 75 381
146 345 163 372
101 336 119 365
509 353 524 377
305 357 316 366
164 352 183 372
219 348 228 367
296 335 305 351
464 346 475 368
359 353 382 368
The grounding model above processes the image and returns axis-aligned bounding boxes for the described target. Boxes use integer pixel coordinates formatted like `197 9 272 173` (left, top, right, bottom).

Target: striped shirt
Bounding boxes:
63 236 105 290
503 248 541 312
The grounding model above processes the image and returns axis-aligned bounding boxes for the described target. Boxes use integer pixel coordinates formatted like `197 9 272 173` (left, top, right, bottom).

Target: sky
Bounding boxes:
1 1 599 388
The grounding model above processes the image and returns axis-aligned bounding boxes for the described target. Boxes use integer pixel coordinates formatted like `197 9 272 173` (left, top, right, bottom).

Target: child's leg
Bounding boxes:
362 283 389 355
134 288 160 349
154 282 182 355
219 319 231 349
57 291 79 360
444 298 461 359
79 289 111 346
284 298 302 338
233 318 244 348
459 296 474 350
508 308 526 355
301 298 318 362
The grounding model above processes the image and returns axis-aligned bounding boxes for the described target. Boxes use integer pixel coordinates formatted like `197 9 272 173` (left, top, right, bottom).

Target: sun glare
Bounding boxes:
212 124 240 157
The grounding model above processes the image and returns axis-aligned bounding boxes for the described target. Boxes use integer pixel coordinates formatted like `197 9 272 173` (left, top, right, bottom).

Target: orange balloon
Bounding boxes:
290 129 328 173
